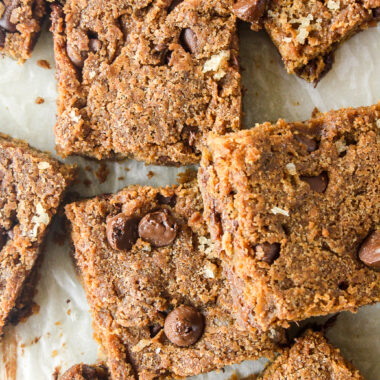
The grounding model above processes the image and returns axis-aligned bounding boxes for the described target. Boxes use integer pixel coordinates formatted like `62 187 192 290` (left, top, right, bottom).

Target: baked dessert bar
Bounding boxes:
65 182 284 379
199 103 380 331
59 364 108 380
51 0 241 165
0 0 46 61
233 0 380 83
259 330 364 379
0 133 76 337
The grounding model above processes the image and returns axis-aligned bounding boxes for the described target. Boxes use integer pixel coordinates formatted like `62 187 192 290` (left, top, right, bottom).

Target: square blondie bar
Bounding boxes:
65 182 284 379
51 0 241 165
260 330 363 379
0 0 46 61
0 133 76 336
199 103 380 331
233 0 380 83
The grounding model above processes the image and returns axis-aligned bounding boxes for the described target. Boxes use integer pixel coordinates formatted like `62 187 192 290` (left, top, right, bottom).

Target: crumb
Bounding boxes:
118 176 125 181
32 303 40 316
147 170 155 179
52 366 61 380
95 163 109 184
35 97 45 104
125 167 130 172
85 165 92 172
37 59 51 69
67 309 71 316
66 299 71 304
83 179 92 187
52 350 58 358
176 168 197 184
55 321 61 326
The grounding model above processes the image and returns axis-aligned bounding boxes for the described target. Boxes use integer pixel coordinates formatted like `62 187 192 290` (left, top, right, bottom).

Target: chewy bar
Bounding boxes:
199 103 380 331
50 0 241 165
0 133 76 336
65 182 284 379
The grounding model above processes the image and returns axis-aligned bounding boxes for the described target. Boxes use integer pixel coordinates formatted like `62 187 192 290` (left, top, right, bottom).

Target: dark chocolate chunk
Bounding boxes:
180 28 197 54
138 209 178 247
358 230 380 269
0 2 18 33
164 305 204 346
255 243 280 264
106 213 139 251
233 0 268 23
300 172 328 193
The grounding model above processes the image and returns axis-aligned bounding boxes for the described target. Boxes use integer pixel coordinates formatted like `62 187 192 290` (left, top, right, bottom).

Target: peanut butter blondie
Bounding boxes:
65 182 284 379
0 133 76 337
233 0 380 83
0 0 46 61
199 103 380 331
59 364 108 380
51 0 241 165
260 330 364 379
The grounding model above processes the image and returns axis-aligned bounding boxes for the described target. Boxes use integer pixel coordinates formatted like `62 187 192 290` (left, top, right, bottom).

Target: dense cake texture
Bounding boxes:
199 103 380 331
233 0 380 83
259 330 364 379
65 182 284 380
0 133 76 337
51 0 241 165
0 0 46 61
59 364 109 380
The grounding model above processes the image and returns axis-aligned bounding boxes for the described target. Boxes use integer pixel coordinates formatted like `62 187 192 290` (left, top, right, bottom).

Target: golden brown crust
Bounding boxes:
199 103 380 330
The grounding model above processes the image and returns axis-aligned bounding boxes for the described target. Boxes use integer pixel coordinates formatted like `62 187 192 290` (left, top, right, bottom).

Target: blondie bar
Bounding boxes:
65 182 283 379
233 0 380 83
199 103 380 330
0 0 46 61
51 0 241 165
0 133 76 336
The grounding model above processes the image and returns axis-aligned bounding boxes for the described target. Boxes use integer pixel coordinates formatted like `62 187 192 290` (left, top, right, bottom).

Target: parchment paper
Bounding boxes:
0 20 379 380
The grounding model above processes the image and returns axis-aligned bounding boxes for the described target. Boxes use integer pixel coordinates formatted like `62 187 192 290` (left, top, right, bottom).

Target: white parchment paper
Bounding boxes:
0 20 379 380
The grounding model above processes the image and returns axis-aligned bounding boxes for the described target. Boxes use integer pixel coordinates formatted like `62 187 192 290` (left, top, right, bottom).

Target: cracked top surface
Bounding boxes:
262 0 380 82
51 0 241 165
199 103 380 331
260 330 364 379
0 133 76 335
0 0 46 61
65 182 283 380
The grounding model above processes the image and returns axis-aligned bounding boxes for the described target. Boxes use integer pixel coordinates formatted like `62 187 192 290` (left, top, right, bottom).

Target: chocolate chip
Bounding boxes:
373 7 380 20
0 28 5 48
168 0 183 13
164 305 204 346
0 2 18 33
180 28 197 54
233 0 268 23
295 134 318 152
89 38 102 52
66 43 89 68
156 193 177 207
358 230 380 269
106 213 139 251
138 209 178 247
255 243 280 264
300 172 328 193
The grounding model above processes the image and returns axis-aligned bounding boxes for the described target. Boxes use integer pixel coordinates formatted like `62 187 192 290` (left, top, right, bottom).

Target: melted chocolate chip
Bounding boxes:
89 38 102 52
233 0 268 23
300 172 328 193
0 2 18 33
138 209 178 247
106 213 139 251
295 134 318 153
255 243 280 264
164 305 204 346
66 43 89 68
180 28 197 54
0 28 5 48
358 230 380 269
156 193 177 207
